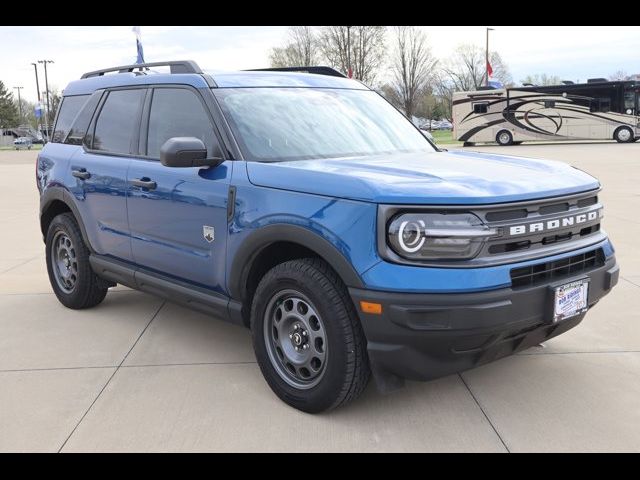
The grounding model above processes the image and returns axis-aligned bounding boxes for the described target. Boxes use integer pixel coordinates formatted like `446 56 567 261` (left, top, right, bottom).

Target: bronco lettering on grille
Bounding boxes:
508 209 601 236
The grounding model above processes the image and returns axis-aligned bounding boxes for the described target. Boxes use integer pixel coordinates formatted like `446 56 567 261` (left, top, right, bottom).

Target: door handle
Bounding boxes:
72 168 91 180
130 178 157 190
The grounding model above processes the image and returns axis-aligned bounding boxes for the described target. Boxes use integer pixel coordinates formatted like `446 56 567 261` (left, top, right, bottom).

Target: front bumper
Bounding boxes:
350 255 619 387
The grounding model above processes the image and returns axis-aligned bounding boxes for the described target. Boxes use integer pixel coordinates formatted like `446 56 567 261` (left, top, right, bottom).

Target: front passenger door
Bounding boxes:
126 86 232 294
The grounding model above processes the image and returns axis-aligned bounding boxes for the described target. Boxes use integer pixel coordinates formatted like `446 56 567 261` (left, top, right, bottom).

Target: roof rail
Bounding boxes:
246 66 347 78
81 60 202 79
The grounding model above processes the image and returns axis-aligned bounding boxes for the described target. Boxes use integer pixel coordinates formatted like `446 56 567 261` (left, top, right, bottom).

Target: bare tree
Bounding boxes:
432 72 456 121
269 26 319 68
609 70 629 81
318 26 386 85
489 52 513 86
440 44 512 91
520 73 563 86
389 26 437 118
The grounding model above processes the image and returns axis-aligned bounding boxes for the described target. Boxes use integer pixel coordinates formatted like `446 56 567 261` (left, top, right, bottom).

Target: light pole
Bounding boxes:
38 60 54 133
485 27 494 86
31 63 42 136
346 26 352 78
31 63 41 103
13 86 24 125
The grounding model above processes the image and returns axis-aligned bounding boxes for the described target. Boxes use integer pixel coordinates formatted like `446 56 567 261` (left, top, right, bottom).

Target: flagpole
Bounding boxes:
485 27 494 86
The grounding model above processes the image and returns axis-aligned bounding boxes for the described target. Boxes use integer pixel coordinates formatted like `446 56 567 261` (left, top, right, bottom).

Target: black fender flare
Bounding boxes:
228 223 364 301
40 186 94 252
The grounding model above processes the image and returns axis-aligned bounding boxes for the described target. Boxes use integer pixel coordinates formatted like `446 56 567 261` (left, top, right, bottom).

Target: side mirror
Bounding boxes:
160 137 223 168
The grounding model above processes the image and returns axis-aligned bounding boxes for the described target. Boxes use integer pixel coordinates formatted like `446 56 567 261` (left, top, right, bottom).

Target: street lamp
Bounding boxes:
13 86 24 125
38 60 54 133
485 27 494 86
30 63 41 103
31 63 42 136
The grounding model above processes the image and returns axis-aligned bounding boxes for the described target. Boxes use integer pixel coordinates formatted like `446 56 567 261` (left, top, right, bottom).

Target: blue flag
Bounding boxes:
132 26 145 64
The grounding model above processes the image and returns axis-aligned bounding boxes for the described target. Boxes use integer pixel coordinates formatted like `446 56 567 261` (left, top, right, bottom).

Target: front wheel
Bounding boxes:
496 130 514 146
250 258 370 413
614 126 634 143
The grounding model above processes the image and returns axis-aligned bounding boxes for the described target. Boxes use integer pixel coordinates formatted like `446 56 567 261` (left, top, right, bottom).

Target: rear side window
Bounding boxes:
64 92 102 145
146 88 216 158
92 89 145 154
52 95 89 143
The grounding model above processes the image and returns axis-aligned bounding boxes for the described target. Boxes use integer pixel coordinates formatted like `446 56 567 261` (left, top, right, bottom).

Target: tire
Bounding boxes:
250 258 370 413
496 130 514 146
614 126 634 143
45 213 108 309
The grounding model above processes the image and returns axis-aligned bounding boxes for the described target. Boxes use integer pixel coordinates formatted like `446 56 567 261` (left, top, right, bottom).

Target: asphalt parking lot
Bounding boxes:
1 142 639 452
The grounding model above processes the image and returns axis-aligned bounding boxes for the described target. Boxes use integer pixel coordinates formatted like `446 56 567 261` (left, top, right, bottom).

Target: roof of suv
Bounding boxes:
63 61 369 96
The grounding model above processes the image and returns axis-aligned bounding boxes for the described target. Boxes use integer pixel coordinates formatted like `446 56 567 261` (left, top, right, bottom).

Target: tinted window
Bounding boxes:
590 98 611 113
93 89 145 154
473 103 488 114
52 95 89 143
64 91 102 145
147 88 216 158
544 100 556 108
624 91 635 112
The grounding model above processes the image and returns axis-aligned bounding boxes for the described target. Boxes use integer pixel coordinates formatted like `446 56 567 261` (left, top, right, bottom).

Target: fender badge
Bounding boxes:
203 226 215 243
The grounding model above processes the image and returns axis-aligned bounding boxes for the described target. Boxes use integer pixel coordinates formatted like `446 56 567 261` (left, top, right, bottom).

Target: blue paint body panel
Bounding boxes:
246 150 600 205
39 68 614 305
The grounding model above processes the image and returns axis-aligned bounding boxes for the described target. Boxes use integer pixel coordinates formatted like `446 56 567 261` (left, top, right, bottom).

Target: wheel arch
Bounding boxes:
229 224 364 324
40 187 93 252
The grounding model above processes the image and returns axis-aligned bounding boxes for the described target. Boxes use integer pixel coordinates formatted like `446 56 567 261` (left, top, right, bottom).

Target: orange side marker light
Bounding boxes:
360 301 383 315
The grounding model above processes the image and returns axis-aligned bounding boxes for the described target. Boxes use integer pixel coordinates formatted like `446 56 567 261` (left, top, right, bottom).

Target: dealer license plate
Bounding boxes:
553 279 589 322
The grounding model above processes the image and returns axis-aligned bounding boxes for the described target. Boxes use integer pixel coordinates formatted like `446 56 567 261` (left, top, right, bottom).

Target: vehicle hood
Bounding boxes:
245 150 600 205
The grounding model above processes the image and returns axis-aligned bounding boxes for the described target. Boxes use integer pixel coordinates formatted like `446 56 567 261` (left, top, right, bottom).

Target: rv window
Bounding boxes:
624 91 635 113
544 100 556 108
590 98 611 113
473 103 488 114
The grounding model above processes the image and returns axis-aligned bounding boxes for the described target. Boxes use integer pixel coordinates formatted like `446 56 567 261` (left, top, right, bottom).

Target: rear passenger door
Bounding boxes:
126 86 232 293
69 88 146 261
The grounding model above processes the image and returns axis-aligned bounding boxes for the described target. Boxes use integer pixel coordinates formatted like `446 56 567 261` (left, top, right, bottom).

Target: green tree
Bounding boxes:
0 80 19 128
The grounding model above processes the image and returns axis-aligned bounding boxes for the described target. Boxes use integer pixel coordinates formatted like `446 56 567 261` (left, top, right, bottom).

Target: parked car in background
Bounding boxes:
14 137 32 150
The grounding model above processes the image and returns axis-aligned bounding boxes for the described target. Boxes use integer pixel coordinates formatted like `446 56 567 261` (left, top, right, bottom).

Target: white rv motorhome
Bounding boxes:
453 79 640 146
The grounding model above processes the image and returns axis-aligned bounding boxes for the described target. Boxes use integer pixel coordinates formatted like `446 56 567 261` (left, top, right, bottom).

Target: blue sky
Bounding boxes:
1 26 639 103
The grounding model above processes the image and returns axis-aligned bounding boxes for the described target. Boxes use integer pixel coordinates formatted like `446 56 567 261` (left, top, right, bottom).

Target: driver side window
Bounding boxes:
146 88 217 158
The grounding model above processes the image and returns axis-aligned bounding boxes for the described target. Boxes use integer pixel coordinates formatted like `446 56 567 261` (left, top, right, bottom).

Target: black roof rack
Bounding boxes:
81 60 202 79
245 66 347 78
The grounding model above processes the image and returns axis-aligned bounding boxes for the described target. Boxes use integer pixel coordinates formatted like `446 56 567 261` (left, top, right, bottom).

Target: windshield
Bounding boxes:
214 88 435 162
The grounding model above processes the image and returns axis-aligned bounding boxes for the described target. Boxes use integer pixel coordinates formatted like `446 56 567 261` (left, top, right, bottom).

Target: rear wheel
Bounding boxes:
46 213 108 309
614 126 634 143
250 258 370 413
496 130 514 146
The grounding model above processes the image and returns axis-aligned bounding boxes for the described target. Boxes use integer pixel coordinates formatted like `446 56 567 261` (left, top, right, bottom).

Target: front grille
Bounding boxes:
510 248 604 289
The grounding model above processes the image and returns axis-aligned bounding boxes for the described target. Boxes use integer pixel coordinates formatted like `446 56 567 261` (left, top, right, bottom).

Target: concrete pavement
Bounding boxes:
1 143 639 452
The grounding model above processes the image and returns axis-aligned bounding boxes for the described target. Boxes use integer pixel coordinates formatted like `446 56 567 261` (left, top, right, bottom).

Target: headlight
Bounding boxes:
387 213 497 260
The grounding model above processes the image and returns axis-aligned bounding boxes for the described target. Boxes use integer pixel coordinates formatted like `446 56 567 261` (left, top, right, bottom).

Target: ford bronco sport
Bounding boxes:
37 60 619 413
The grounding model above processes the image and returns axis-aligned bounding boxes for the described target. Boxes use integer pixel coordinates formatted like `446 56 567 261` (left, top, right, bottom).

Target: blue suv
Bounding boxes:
37 60 619 412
